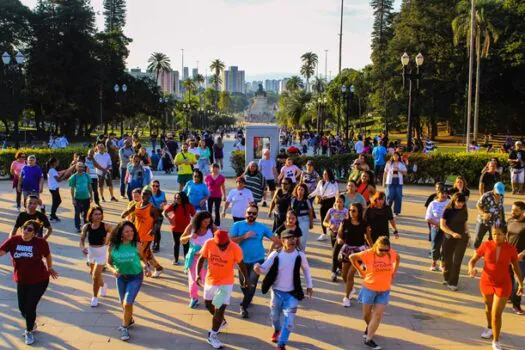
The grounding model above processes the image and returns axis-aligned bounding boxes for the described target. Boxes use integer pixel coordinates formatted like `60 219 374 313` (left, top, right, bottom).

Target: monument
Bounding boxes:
246 84 276 123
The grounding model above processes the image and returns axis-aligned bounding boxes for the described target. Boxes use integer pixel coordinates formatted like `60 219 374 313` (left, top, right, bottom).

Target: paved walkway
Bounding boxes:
0 177 523 349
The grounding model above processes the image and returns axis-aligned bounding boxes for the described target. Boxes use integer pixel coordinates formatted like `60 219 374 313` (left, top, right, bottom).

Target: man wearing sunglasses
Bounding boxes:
230 204 280 318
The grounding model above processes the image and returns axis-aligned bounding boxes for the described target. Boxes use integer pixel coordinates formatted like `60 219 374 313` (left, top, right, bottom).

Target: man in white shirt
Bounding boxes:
223 177 254 222
354 135 364 154
188 139 200 169
254 230 313 349
258 149 278 207
94 142 117 202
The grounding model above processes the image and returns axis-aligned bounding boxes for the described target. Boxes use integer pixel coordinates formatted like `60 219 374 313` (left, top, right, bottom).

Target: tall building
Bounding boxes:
221 66 246 94
264 79 280 93
192 68 198 78
128 68 179 96
128 67 155 81
183 67 189 81
279 78 289 94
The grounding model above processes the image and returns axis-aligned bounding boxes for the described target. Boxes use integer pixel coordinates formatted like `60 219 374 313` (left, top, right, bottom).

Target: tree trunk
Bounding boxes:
473 36 481 142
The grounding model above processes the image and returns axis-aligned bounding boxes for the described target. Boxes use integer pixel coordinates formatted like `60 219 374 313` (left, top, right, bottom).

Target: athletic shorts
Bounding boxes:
266 179 276 191
358 286 390 305
178 174 192 187
511 168 524 184
87 246 107 265
203 284 233 305
480 281 512 298
97 173 112 187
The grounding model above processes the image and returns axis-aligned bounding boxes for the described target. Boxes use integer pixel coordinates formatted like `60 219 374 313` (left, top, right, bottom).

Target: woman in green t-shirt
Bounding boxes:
107 221 151 342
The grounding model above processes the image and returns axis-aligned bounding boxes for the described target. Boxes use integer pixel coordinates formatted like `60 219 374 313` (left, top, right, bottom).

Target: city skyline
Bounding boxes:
20 0 401 80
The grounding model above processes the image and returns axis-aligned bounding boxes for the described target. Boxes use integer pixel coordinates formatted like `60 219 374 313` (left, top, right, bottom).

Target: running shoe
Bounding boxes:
442 281 449 286
90 297 99 307
218 319 228 333
262 201 267 208
513 306 525 315
120 327 130 341
21 324 37 337
271 330 281 343
336 268 342 276
207 332 223 349
481 328 493 339
317 234 327 241
152 269 163 278
189 298 199 309
364 338 382 349
429 262 439 271
343 297 351 307
100 284 107 297
331 273 337 282
363 327 368 339
492 341 502 350
111 197 119 202
121 195 127 200
24 330 34 345
447 285 458 291
240 306 249 319
172 260 179 265
276 346 286 350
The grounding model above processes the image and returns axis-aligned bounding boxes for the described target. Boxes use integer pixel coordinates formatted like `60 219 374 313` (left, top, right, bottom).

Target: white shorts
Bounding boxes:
87 246 107 265
203 284 233 305
511 169 524 184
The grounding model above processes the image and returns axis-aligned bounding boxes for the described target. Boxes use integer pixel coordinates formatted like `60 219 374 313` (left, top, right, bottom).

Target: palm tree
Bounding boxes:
193 73 205 87
182 78 196 102
452 0 500 140
311 76 326 95
300 52 318 92
285 76 304 92
209 59 225 110
147 52 172 83
282 90 311 128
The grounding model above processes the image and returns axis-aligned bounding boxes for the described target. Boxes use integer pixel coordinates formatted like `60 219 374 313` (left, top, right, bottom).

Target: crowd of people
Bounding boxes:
1 129 524 350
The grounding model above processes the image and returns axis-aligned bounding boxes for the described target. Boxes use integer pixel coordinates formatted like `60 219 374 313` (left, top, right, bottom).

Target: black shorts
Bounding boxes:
266 179 276 191
97 173 112 187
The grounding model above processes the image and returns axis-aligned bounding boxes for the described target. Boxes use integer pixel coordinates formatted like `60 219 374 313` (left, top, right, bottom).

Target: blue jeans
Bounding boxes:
116 272 143 305
271 290 299 347
386 178 403 215
510 260 525 309
430 226 443 261
474 222 493 249
119 168 127 197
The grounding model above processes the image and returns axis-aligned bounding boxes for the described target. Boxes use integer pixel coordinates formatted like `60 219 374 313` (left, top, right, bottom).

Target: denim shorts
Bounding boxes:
358 286 390 305
116 272 144 305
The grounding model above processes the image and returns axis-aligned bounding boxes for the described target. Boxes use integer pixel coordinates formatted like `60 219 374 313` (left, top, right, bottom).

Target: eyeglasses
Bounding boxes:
378 249 390 253
247 212 258 216
24 227 35 232
349 209 357 213
152 185 159 188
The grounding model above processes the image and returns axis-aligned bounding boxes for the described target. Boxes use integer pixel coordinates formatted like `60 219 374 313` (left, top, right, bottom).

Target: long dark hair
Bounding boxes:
110 221 139 250
192 211 212 232
323 169 335 183
446 193 467 212
349 202 364 224
174 191 191 216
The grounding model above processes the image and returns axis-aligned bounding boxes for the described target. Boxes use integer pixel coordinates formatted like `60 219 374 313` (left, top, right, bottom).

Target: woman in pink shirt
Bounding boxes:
10 151 26 211
204 163 226 226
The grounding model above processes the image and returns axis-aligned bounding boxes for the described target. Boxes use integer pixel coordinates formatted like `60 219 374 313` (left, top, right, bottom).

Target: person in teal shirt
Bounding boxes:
197 140 211 176
68 162 92 232
372 140 388 184
107 221 151 342
183 170 210 211
229 204 280 318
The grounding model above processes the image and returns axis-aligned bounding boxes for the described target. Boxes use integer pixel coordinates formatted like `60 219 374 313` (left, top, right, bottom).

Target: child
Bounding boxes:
254 230 313 350
47 157 68 221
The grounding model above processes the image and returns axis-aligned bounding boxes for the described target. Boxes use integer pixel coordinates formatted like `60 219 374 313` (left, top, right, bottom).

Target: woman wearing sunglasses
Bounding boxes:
0 220 59 345
269 178 294 231
350 236 400 350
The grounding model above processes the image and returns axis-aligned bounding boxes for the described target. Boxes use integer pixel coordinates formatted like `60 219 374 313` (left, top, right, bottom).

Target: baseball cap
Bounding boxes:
214 229 230 245
515 141 522 146
494 182 505 195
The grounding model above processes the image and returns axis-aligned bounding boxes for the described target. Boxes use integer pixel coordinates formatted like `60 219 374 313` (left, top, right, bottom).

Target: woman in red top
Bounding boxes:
468 226 523 350
0 220 59 345
163 191 196 265
357 171 376 204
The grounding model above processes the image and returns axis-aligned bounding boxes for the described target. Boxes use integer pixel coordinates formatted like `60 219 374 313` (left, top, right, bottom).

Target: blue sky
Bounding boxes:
21 0 400 81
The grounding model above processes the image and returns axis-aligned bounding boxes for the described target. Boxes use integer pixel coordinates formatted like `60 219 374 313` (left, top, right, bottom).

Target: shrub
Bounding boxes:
229 150 510 186
0 147 89 177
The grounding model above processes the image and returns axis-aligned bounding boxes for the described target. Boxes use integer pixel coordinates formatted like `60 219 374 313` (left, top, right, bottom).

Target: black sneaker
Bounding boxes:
363 327 368 339
240 307 249 319
364 339 381 350
262 201 267 208
111 197 119 202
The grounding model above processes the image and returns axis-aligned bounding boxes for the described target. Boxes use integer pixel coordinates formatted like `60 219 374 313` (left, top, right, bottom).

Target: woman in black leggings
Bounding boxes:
0 220 59 345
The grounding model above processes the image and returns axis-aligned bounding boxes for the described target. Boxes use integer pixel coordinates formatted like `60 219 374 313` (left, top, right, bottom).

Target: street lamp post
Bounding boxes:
341 84 355 144
159 96 169 133
114 83 127 136
183 103 190 130
2 51 25 149
401 52 424 150
317 96 327 136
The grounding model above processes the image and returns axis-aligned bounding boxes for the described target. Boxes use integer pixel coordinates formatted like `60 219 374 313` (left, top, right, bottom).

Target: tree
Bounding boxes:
300 52 318 92
452 0 500 140
218 91 231 113
285 76 304 92
147 52 172 83
103 0 126 32
209 59 225 109
311 76 326 95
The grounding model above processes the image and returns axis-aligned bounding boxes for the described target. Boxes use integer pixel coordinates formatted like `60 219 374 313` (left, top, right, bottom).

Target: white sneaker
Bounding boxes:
151 269 163 278
317 234 327 241
481 328 493 339
90 296 99 307
343 297 351 307
447 285 458 291
207 332 224 349
492 341 502 350
99 284 107 297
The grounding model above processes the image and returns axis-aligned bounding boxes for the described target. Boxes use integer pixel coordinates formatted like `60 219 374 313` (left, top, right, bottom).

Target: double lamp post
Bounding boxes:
401 52 424 149
341 84 355 143
2 51 25 149
114 83 127 136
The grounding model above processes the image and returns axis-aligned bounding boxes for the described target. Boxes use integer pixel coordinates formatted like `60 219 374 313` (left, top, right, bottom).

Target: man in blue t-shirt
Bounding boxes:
18 155 45 211
230 204 280 318
372 140 388 184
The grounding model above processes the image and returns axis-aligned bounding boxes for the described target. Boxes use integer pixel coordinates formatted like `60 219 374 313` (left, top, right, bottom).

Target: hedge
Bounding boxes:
230 150 511 187
0 147 89 177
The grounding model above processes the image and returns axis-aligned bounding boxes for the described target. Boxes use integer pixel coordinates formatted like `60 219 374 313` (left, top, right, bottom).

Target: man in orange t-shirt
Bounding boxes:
197 230 248 349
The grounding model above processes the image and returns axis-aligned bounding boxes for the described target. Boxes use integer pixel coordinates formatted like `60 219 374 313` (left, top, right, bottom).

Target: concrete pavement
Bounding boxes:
0 177 524 349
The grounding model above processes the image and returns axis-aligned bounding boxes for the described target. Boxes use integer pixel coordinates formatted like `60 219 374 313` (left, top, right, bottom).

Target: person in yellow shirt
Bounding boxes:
175 142 197 191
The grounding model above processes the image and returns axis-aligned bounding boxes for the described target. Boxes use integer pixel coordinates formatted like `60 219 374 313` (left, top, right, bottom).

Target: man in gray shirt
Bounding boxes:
118 139 135 199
